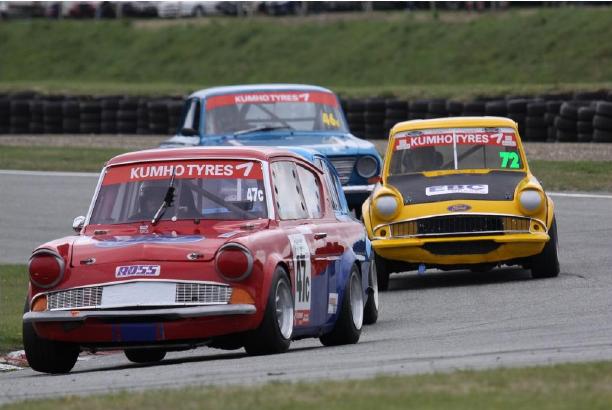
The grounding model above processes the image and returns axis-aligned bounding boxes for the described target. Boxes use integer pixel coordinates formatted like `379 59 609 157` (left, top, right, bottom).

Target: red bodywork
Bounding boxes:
26 147 367 349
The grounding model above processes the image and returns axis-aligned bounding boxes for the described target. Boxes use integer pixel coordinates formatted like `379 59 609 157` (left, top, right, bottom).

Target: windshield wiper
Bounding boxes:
233 125 293 136
151 169 176 225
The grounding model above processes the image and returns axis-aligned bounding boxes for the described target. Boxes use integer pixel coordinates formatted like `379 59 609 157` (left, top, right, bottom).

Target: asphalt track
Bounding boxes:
1 170 612 404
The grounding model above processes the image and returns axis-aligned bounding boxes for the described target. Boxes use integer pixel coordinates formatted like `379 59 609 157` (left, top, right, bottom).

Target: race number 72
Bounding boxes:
499 152 520 169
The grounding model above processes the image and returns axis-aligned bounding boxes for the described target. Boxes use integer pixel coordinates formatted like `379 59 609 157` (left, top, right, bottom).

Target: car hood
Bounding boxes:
71 232 234 266
386 171 527 205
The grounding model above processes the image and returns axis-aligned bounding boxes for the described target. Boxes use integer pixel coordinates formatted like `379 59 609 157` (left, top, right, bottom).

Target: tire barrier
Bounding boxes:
2 91 612 142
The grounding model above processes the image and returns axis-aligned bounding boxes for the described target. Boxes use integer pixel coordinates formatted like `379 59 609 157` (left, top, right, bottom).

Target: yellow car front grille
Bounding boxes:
388 214 531 238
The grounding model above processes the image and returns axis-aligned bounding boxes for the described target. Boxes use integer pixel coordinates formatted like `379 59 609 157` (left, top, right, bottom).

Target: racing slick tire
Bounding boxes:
124 349 166 363
374 252 391 291
244 267 293 355
319 265 363 346
23 302 80 374
530 217 560 279
363 261 379 325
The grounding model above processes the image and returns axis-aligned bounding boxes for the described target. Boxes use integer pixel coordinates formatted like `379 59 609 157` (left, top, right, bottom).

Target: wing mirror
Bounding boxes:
72 216 85 233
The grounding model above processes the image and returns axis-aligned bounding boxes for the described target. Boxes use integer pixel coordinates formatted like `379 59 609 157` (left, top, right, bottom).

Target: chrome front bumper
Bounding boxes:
23 304 256 323
343 184 376 194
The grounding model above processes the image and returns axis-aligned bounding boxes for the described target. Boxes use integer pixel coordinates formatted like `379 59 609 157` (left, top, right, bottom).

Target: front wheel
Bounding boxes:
244 267 293 355
320 265 363 346
363 260 379 325
531 217 560 279
23 320 79 374
374 253 391 291
124 349 166 364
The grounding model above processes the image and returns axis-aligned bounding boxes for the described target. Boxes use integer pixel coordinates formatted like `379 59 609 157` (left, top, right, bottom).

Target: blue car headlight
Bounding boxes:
355 156 378 179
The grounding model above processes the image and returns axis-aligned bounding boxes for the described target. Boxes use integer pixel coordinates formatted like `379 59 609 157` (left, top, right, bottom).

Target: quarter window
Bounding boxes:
271 161 308 220
296 165 323 218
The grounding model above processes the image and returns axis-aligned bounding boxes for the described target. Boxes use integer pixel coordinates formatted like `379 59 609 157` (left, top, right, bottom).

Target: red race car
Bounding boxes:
23 146 378 373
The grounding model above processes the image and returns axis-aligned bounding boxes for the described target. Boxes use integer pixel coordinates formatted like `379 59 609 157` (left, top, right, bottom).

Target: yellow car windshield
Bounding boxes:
389 127 523 175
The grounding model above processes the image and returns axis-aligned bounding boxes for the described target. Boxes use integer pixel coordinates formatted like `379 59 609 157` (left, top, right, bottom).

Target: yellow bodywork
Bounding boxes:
362 117 555 267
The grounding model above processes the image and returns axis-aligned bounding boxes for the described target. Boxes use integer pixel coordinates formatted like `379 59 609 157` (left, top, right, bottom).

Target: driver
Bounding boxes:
404 147 443 172
129 181 169 221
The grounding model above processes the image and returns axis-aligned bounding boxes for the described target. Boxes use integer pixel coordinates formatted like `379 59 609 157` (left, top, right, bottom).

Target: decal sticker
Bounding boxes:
115 265 161 278
103 160 263 185
95 235 204 248
394 128 518 151
499 151 521 169
328 293 338 315
245 187 264 202
288 233 311 325
322 112 340 128
139 225 149 234
426 185 489 196
205 91 339 110
447 204 472 212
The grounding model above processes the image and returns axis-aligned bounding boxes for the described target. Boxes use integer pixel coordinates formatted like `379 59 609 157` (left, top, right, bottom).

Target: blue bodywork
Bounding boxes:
160 84 382 212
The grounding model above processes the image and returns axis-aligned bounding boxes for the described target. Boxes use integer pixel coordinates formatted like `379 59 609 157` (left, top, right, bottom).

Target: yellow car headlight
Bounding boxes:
518 189 544 215
374 195 401 220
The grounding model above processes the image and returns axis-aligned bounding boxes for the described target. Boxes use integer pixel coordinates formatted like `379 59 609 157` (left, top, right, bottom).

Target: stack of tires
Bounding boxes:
80 100 102 134
62 100 80 134
137 98 150 134
343 99 365 138
524 101 547 141
446 101 463 117
9 98 31 134
554 102 589 142
506 99 527 135
383 99 408 134
545 101 563 142
364 98 386 139
0 96 9 134
593 101 612 143
43 99 64 134
576 105 595 142
100 97 120 134
408 100 428 120
462 101 485 116
426 100 447 119
148 99 170 135
117 98 138 134
484 100 507 117
167 99 183 135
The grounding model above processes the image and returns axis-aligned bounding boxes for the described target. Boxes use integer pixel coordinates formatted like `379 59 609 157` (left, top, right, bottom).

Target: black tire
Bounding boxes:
595 101 612 117
485 100 507 116
507 99 528 114
374 252 390 291
23 311 79 374
525 127 548 142
386 99 408 110
546 100 563 114
525 116 547 128
409 100 429 113
446 100 463 116
593 129 612 143
556 129 576 142
577 133 593 143
577 106 595 121
320 265 363 346
527 102 546 116
577 121 594 133
363 261 379 325
554 116 577 131
593 115 612 131
530 217 560 279
124 349 166 363
244 267 292 355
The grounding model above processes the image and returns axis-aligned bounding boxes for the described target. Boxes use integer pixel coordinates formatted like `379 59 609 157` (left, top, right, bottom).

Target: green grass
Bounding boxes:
3 361 612 409
530 160 612 192
0 145 127 172
1 8 612 98
0 265 28 354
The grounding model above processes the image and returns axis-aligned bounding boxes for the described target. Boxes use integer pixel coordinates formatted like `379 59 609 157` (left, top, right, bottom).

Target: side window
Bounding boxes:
315 158 341 212
180 98 201 134
296 165 323 219
271 161 308 220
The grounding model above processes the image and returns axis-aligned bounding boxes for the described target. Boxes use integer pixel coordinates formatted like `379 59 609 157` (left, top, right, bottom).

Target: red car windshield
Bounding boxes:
389 127 524 175
204 91 348 135
89 159 268 224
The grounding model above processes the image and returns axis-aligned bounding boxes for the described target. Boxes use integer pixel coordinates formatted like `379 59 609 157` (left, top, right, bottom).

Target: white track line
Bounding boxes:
548 192 612 199
0 169 98 177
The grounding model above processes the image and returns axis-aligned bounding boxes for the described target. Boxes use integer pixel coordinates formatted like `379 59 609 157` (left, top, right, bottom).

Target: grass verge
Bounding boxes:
3 361 612 409
0 265 28 354
530 160 612 192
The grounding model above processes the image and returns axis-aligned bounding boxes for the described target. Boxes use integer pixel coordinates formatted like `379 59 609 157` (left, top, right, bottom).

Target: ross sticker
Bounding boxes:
425 185 489 196
288 233 311 325
94 235 204 248
327 293 338 315
115 265 161 278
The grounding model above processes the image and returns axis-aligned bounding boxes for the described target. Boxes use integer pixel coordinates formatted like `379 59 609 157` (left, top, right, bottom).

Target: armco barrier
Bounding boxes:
1 91 612 141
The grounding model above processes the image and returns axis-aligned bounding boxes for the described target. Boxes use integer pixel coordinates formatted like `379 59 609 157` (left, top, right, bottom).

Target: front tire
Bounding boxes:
244 267 293 355
531 217 560 279
23 320 79 374
374 252 391 291
363 260 379 324
320 265 363 346
124 349 166 364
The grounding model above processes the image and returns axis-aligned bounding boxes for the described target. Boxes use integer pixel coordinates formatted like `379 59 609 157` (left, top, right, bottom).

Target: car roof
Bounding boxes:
391 116 518 134
106 146 302 167
189 83 334 99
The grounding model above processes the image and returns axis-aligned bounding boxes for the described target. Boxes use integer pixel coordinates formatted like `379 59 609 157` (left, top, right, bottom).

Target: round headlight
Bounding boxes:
374 195 398 219
519 189 543 213
355 156 378 179
215 243 253 281
28 249 65 289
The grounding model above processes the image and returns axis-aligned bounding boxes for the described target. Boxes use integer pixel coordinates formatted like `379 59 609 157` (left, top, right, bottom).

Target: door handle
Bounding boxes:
314 232 327 240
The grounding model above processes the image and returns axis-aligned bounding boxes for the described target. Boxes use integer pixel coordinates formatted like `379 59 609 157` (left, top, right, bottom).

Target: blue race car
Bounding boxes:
161 84 382 215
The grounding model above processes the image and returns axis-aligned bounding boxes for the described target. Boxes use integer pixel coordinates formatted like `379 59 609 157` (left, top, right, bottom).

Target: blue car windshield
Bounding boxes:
204 91 348 135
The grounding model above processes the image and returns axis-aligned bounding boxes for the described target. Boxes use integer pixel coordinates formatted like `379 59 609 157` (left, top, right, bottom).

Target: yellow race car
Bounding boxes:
362 117 559 290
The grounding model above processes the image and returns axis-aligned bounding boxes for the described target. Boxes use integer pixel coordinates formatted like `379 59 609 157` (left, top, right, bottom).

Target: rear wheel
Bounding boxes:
244 267 293 355
320 266 363 346
363 261 379 324
124 349 166 364
375 253 391 291
23 319 79 374
531 217 560 279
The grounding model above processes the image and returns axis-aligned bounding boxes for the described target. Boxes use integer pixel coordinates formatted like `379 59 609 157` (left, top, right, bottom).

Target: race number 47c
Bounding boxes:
288 234 312 313
499 152 520 169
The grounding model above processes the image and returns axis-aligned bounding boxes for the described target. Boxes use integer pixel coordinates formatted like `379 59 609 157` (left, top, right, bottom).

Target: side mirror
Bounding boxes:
181 127 198 136
72 216 85 233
